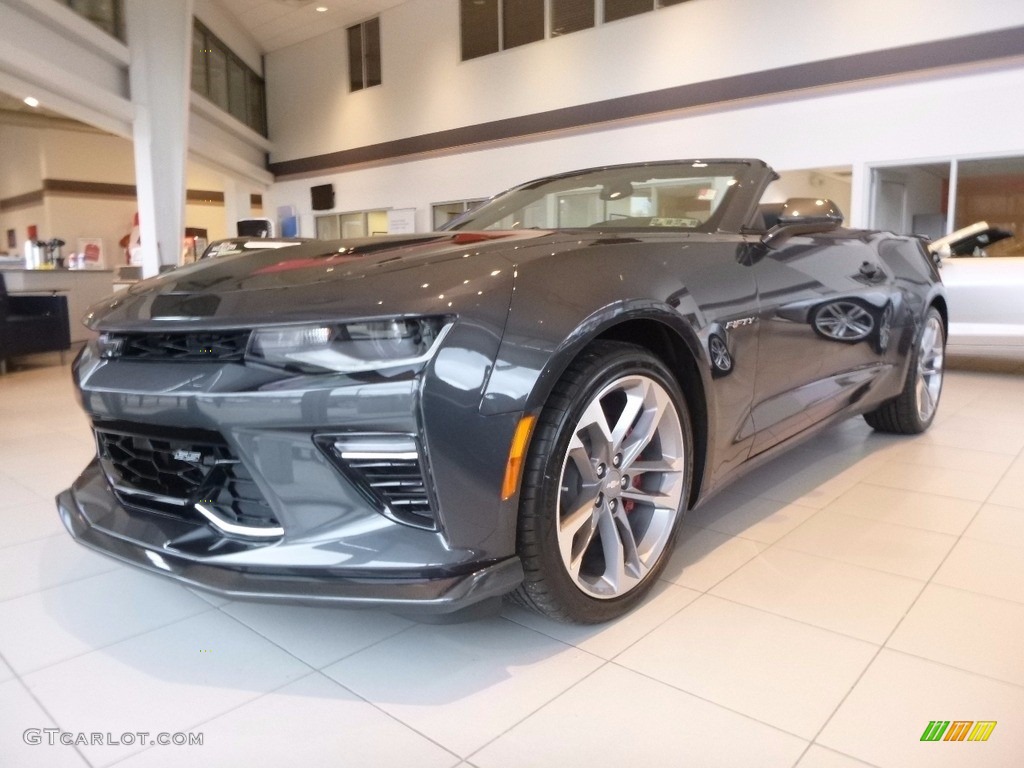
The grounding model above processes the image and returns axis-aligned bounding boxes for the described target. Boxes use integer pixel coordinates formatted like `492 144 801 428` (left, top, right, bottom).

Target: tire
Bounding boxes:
864 306 945 434
512 341 693 623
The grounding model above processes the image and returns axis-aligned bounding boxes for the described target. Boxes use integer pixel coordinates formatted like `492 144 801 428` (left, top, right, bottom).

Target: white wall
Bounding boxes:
185 202 231 241
266 60 1024 232
0 123 251 262
0 122 42 198
0 124 134 261
0 203 44 257
44 195 135 267
265 0 1024 164
40 128 135 182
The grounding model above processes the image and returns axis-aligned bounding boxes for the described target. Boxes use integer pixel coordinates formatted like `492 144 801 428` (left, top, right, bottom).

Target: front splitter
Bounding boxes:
57 488 524 616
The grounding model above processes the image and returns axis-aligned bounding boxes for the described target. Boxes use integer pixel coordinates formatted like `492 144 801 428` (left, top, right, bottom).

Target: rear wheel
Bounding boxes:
513 341 693 623
864 307 945 434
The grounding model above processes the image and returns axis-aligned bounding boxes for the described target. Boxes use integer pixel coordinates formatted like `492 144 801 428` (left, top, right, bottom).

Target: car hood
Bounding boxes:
85 231 548 331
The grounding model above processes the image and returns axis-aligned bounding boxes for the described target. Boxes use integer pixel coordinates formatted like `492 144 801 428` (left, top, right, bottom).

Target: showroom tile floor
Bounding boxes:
2 353 1024 767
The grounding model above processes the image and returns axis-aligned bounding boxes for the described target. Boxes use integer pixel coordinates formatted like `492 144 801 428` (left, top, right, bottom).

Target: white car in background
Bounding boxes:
929 222 1024 356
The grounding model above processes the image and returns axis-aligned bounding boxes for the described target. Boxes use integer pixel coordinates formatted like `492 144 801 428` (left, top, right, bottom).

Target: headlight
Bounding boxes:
246 317 453 374
97 333 126 359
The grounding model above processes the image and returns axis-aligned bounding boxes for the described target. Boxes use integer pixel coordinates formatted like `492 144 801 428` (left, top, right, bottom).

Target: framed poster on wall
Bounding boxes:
78 237 104 266
387 208 417 235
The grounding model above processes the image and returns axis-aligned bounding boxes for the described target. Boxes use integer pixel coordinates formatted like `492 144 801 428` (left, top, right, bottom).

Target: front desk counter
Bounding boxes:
1 269 114 344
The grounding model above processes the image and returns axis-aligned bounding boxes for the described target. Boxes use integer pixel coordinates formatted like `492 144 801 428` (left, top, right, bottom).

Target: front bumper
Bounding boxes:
59 321 528 615
58 472 524 615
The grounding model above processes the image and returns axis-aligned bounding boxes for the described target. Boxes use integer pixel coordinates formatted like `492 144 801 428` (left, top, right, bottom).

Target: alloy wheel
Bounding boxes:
556 374 686 599
915 314 944 422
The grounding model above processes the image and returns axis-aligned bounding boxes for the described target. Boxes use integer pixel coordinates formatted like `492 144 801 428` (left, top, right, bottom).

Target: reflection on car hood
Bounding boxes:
86 231 549 331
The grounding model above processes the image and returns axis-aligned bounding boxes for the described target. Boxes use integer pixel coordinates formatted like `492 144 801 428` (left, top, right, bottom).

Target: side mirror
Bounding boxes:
762 198 844 248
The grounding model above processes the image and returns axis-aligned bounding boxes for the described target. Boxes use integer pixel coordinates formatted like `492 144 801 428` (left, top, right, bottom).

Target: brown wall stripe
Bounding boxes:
0 190 44 212
43 179 136 197
1 183 235 209
268 25 1024 178
186 189 226 204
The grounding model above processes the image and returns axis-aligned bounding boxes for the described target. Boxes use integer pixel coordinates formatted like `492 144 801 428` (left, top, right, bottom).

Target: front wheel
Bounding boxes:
864 306 945 434
513 341 693 623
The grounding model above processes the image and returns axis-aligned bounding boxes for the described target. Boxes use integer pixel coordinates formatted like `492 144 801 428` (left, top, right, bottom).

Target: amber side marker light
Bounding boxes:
501 414 536 500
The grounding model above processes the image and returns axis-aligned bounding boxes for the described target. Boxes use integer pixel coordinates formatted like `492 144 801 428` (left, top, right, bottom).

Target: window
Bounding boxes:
206 46 229 112
460 0 500 60
191 21 268 137
503 0 545 50
604 0 691 23
432 200 487 229
868 157 1024 254
348 18 382 91
61 0 125 40
460 0 544 60
551 0 593 37
604 0 653 23
191 31 208 99
246 72 267 136
461 0 692 59
316 211 389 239
227 58 248 124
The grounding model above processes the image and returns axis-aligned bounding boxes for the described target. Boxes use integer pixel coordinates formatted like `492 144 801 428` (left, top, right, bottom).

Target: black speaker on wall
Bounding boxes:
311 183 335 210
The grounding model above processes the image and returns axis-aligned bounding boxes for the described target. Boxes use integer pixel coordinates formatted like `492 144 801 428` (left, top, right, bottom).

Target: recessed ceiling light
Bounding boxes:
23 96 39 108
315 5 328 11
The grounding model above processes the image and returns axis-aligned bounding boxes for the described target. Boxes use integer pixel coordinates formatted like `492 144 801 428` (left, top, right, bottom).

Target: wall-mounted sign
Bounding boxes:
387 208 417 235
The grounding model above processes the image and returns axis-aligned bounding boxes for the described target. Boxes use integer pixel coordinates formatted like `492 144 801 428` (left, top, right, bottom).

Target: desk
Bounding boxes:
0 269 114 343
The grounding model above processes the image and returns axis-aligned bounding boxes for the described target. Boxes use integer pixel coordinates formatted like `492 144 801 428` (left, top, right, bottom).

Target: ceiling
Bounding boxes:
0 92 76 127
0 0 406 126
218 0 407 52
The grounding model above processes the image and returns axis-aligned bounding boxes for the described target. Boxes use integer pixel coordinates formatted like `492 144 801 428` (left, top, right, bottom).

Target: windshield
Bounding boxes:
442 162 746 232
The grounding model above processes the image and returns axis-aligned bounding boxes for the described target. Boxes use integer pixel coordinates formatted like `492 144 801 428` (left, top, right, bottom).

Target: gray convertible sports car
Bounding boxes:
58 159 946 623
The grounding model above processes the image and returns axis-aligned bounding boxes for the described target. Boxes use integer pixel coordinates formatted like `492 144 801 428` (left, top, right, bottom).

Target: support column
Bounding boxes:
125 0 194 277
222 176 252 238
945 159 959 236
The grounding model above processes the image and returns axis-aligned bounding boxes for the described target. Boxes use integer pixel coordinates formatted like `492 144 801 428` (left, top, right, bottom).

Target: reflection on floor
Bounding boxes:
1 351 1023 767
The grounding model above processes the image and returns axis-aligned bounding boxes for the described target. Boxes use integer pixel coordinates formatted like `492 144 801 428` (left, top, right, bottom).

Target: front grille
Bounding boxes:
105 331 251 361
317 434 437 529
97 429 221 499
95 425 280 535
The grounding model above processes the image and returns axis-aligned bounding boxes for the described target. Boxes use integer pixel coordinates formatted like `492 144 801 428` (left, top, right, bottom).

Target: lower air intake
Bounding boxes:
318 434 436 530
